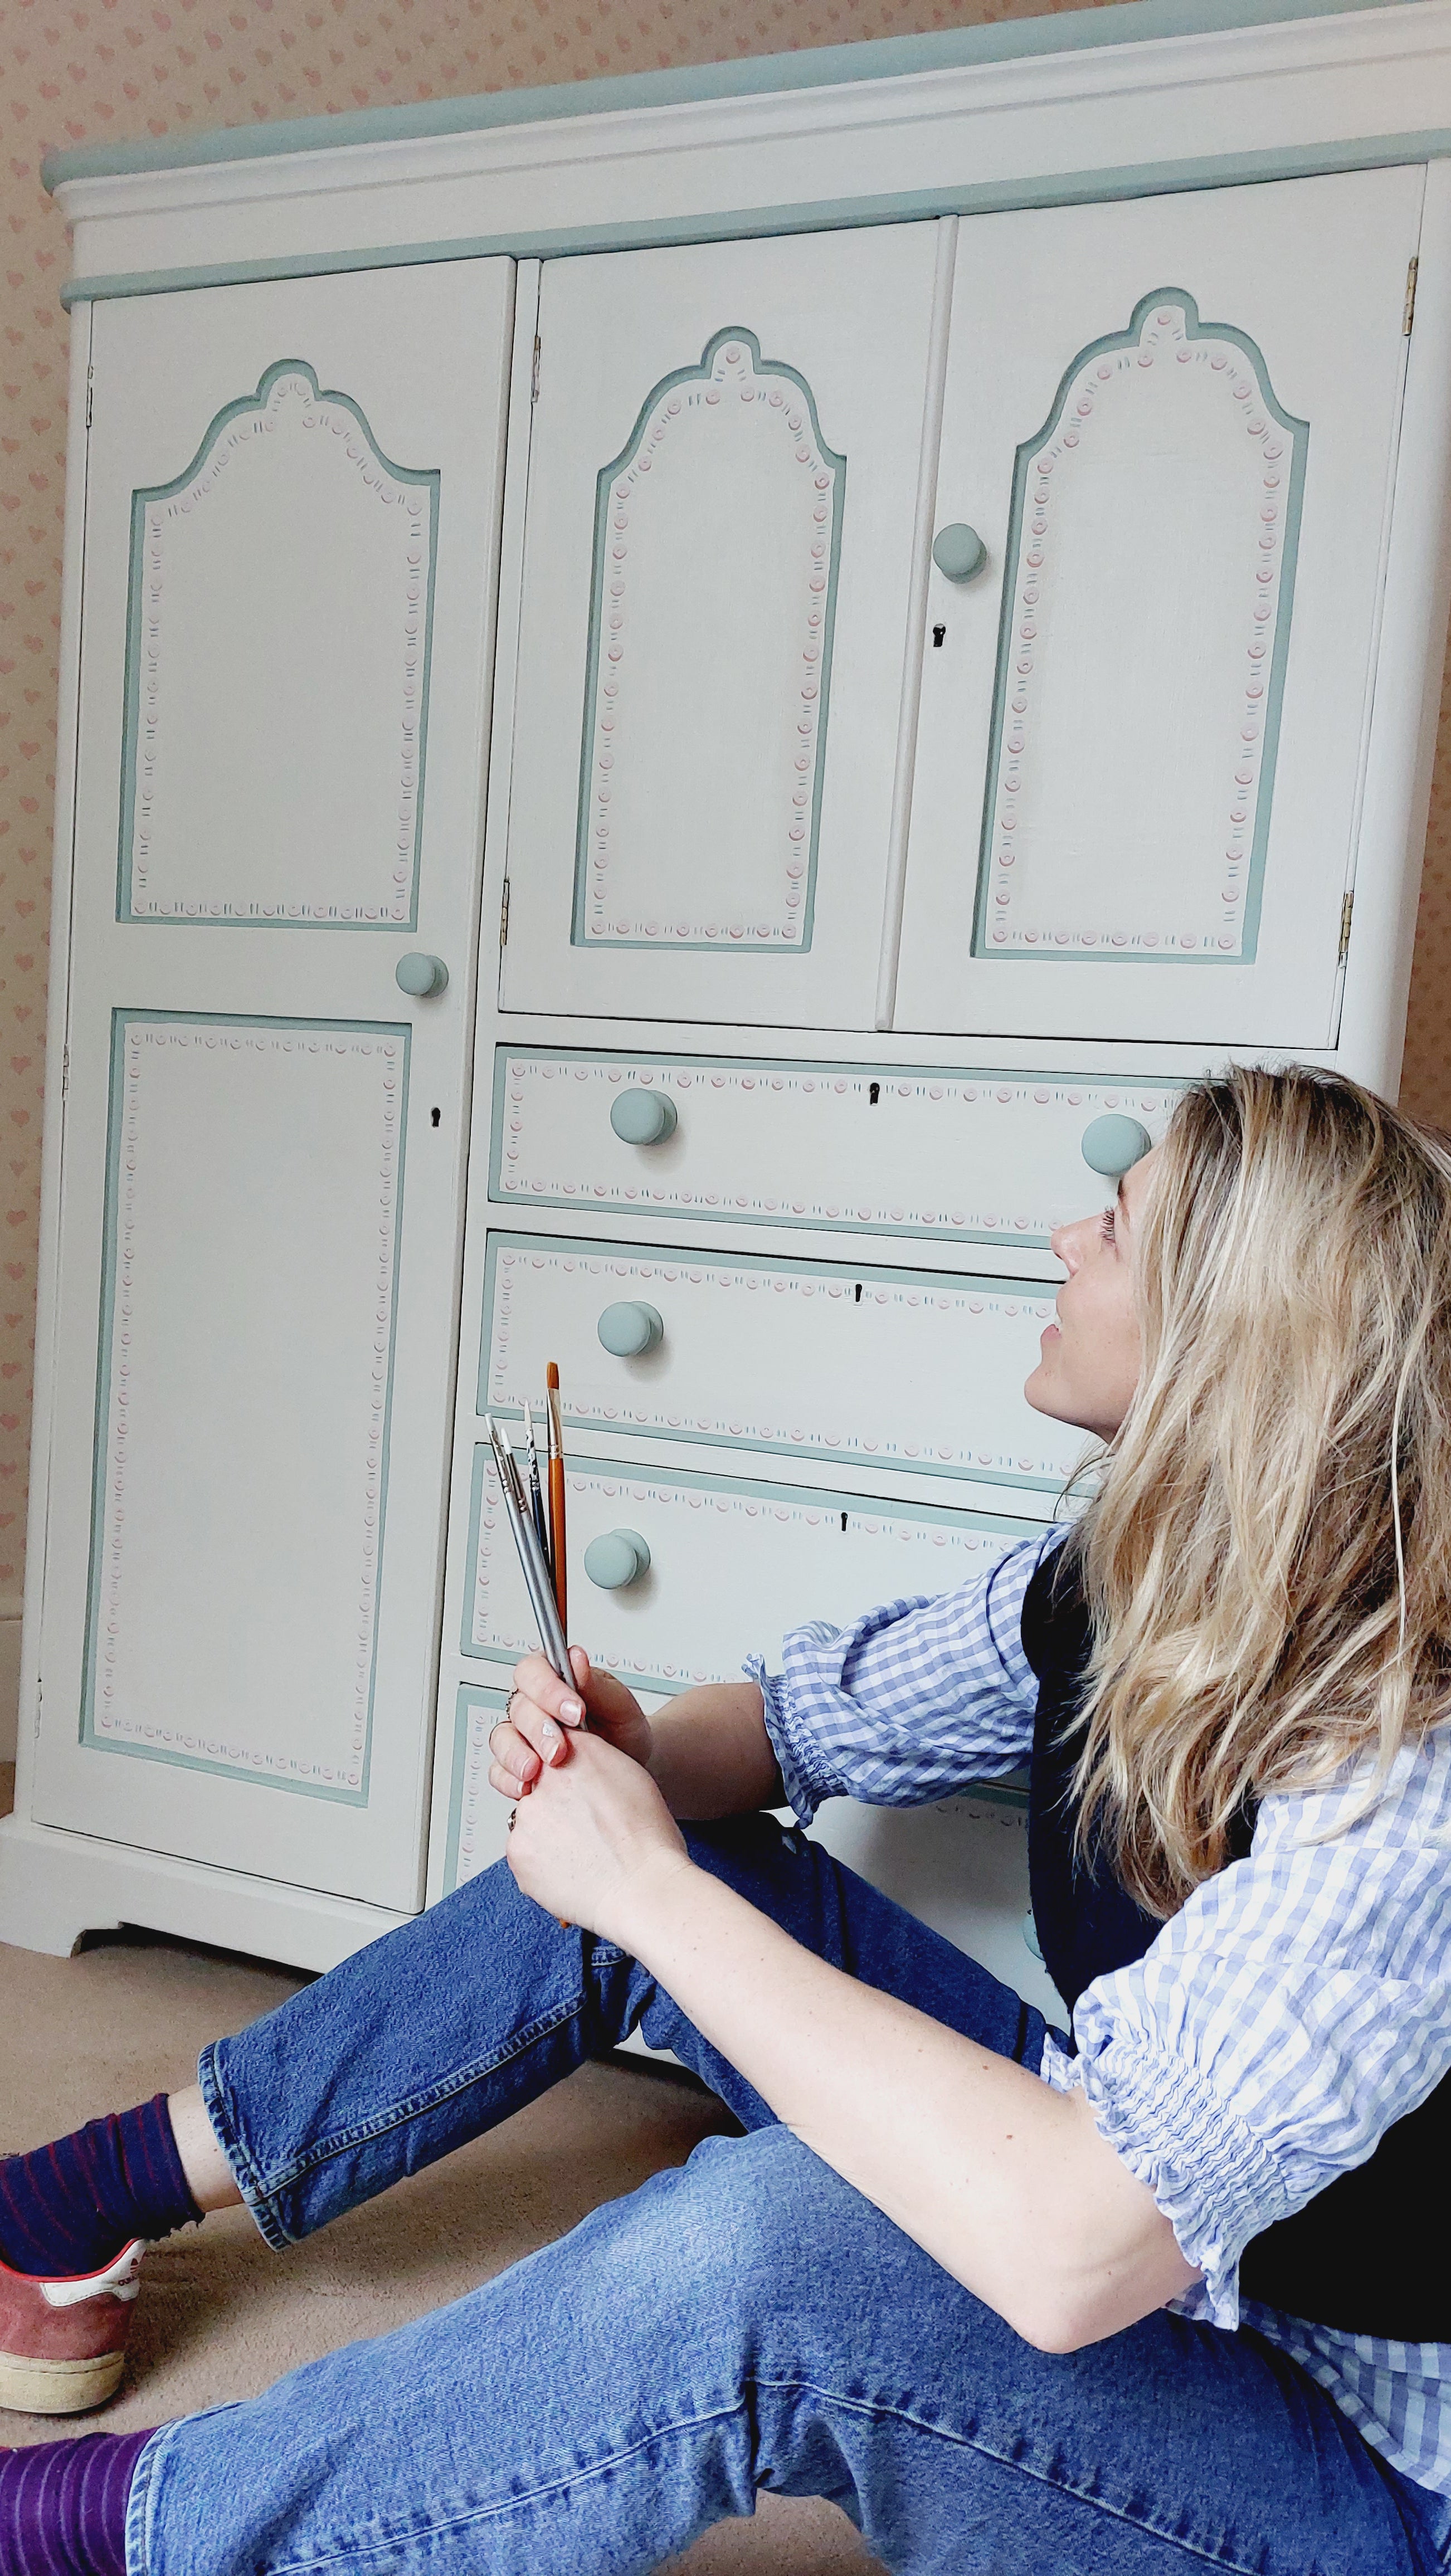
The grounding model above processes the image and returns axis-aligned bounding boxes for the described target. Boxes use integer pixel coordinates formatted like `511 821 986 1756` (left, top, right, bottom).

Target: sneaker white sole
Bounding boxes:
0 2345 126 2415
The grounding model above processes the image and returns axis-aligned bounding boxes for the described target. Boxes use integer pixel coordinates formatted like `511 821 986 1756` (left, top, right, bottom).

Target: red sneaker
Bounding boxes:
0 2242 144 2415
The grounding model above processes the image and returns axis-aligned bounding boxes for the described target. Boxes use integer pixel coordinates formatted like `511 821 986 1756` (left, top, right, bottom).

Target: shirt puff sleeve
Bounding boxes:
744 1526 1060 1826
1041 1728 1451 2330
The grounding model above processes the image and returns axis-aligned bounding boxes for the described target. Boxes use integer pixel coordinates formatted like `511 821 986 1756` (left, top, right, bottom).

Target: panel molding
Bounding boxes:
440 1683 509 1896
572 325 844 953
973 287 1308 963
81 1011 409 1801
118 359 439 929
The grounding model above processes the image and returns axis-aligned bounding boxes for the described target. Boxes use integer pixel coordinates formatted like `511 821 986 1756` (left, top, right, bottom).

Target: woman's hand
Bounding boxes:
505 1726 692 1945
489 1647 653 1803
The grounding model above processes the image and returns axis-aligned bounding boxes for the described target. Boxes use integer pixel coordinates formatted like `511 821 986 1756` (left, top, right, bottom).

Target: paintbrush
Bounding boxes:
546 1361 567 1632
523 1398 551 1572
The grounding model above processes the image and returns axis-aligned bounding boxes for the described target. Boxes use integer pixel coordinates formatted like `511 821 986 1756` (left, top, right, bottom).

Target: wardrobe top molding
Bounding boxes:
46 0 1451 306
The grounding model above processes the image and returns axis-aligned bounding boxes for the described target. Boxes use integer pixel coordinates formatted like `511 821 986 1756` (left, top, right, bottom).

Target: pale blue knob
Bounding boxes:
583 1528 651 1591
597 1299 664 1358
1081 1113 1152 1179
395 953 449 998
932 523 987 583
610 1090 678 1146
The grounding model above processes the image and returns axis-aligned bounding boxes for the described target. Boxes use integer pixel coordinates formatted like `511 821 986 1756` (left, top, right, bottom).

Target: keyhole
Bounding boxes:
932 623 947 648
430 1106 441 1129
854 1282 863 1304
868 1081 880 1106
840 1511 849 1533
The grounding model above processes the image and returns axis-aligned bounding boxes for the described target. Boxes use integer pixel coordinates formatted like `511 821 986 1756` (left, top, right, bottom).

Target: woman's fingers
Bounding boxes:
513 1651 586 1727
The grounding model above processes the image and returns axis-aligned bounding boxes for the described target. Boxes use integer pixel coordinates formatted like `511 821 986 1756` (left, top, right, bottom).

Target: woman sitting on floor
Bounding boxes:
2 1063 1449 2575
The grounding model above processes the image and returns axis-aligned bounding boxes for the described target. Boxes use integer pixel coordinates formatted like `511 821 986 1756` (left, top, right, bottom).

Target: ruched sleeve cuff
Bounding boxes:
1067 2033 1295 2329
744 1655 830 1826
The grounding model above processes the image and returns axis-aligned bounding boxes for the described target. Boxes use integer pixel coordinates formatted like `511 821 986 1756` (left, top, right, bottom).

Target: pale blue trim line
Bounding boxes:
116 359 438 933
486 1043 1189 1250
477 1228 1065 1491
56 133 1451 309
460 1442 1050 1689
442 1682 508 1897
971 286 1308 967
80 1007 412 1807
40 0 1422 193
571 325 844 959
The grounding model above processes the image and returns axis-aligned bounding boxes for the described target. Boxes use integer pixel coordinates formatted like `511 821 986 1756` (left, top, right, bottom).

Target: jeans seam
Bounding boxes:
218 2380 1271 2576
753 2378 1265 2574
214 1992 591 2238
265 2401 751 2573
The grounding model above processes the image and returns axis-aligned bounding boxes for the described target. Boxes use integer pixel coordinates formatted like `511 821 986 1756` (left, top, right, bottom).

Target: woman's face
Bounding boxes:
1024 1146 1159 1442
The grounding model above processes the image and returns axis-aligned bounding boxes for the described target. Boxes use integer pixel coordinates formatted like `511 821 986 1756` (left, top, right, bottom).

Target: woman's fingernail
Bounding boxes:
561 1699 583 1724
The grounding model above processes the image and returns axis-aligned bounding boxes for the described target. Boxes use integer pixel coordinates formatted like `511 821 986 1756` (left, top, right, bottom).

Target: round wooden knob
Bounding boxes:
597 1300 664 1358
583 1529 651 1591
610 1090 678 1145
395 953 449 998
1080 1114 1151 1179
931 523 988 583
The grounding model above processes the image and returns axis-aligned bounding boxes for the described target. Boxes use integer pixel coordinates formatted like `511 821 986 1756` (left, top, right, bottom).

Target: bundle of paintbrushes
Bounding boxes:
488 1372 574 1928
486 1404 569 1683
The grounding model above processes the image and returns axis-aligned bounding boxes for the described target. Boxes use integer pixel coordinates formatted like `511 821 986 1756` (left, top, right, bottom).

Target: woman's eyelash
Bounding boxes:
1099 1208 1117 1244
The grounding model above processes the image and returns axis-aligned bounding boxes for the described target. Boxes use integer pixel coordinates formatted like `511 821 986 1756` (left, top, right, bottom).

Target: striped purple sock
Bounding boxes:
0 2097 200 2281
0 2431 154 2576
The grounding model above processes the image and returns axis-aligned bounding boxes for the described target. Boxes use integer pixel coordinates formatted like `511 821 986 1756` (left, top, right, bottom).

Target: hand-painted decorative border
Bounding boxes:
117 360 439 929
571 325 845 953
479 1230 1072 1489
439 1684 510 1896
971 287 1308 964
80 1009 410 1801
461 1447 1049 1690
488 1046 1185 1248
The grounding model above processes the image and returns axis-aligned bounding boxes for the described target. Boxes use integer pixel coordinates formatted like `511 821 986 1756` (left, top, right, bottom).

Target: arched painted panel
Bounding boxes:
972 290 1308 964
119 361 438 926
573 326 845 952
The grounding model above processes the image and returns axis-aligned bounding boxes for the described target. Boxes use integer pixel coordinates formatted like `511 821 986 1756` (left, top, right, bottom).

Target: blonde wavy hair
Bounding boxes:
1072 1063 1451 1919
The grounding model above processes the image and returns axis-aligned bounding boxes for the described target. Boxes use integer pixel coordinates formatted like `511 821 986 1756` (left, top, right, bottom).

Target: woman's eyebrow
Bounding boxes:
1116 1175 1131 1230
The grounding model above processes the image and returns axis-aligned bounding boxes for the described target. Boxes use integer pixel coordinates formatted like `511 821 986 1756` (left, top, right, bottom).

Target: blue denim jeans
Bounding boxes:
127 1816 1450 2575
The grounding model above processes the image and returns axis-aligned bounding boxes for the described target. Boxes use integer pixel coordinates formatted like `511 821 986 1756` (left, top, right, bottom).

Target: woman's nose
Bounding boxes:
1051 1215 1088 1271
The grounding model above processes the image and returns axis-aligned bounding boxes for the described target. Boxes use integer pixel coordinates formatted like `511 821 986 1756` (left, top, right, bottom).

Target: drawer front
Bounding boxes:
461 1448 1048 1692
482 1233 1079 1494
490 1051 1181 1251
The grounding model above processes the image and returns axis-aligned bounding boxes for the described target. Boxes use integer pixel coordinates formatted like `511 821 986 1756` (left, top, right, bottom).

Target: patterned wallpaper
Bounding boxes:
1 0 1450 1601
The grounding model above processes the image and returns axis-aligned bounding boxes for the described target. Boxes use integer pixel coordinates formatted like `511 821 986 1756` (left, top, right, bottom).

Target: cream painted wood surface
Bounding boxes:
31 262 514 1908
479 1233 1078 1495
895 168 1425 1046
463 1447 1048 1691
489 1048 1180 1249
500 223 942 1028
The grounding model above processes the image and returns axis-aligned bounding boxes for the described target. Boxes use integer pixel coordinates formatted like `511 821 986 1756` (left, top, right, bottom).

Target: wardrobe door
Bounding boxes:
33 262 514 1910
894 169 1424 1048
499 224 943 1030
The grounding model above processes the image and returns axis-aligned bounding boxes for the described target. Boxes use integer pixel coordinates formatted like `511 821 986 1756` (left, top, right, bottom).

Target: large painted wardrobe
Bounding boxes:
5 0 1451 2011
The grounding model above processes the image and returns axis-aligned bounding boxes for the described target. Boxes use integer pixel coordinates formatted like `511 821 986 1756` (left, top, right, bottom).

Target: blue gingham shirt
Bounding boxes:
748 1530 1451 2504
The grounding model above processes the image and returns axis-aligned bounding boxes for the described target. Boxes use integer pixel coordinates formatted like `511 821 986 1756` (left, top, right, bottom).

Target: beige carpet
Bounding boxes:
0 1768 882 2572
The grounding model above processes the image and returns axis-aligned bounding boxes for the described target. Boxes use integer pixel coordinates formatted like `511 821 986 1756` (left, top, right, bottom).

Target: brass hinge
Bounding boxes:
530 334 541 404
1338 887 1355 966
61 1042 70 1098
1404 256 1419 338
499 876 511 947
85 369 93 429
